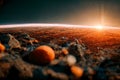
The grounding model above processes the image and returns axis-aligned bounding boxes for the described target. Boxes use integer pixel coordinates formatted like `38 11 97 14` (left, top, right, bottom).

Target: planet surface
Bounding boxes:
0 23 120 80
1 23 120 51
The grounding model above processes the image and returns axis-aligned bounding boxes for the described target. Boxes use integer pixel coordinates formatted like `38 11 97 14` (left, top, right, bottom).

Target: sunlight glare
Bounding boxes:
95 25 103 30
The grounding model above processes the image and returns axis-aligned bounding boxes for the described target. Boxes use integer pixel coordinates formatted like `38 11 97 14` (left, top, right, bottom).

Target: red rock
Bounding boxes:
61 48 69 55
71 65 84 78
30 45 55 65
0 43 5 53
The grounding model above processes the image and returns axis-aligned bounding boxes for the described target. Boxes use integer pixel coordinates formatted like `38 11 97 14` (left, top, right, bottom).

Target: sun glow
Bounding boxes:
95 25 103 30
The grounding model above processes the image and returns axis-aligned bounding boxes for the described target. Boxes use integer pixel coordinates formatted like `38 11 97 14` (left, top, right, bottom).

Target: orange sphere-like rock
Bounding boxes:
0 43 5 53
30 45 55 65
71 65 84 78
61 48 69 55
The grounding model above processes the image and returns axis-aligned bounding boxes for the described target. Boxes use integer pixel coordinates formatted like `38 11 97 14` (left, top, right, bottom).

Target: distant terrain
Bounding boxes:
0 27 120 51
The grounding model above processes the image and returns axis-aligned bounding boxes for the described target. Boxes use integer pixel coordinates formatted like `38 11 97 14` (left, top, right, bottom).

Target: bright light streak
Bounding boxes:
0 23 120 30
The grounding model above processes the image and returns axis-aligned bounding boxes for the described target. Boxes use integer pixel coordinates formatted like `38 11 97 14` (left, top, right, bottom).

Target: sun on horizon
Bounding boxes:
94 25 103 30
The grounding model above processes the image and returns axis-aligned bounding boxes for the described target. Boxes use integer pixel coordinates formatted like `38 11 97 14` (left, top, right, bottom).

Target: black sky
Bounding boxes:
0 0 120 27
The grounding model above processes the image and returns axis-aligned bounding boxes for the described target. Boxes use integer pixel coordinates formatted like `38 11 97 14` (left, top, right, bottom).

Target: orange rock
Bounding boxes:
61 48 69 55
85 49 92 54
71 65 84 78
34 40 39 43
30 45 55 65
0 43 5 53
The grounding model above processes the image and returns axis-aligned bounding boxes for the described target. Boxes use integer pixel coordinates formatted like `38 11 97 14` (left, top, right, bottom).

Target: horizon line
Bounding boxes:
0 23 120 29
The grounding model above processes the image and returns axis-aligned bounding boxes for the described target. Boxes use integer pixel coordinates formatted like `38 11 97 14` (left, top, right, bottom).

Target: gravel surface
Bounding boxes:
0 32 120 80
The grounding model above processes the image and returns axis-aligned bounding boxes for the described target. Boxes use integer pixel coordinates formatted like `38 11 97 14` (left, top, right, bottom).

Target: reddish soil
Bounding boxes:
0 27 120 51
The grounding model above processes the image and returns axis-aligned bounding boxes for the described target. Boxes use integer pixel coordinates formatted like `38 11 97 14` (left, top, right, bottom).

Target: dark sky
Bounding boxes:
0 0 120 27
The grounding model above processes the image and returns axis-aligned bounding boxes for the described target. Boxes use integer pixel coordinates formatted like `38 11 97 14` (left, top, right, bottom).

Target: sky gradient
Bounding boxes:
0 0 120 27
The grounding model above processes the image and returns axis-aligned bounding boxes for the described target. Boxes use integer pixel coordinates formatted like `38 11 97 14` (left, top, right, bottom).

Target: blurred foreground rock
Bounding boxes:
0 33 120 80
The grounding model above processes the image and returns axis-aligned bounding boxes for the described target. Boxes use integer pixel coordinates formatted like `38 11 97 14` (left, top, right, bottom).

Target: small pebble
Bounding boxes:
71 65 84 78
61 48 69 55
29 45 55 65
85 49 92 54
66 55 76 66
87 67 95 75
34 40 39 43
0 43 5 53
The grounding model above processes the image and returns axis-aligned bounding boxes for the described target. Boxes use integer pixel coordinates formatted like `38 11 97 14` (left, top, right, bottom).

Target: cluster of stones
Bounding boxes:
0 33 119 80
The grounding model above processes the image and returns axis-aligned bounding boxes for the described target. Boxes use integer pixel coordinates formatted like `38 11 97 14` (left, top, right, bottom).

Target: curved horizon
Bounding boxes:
0 23 120 30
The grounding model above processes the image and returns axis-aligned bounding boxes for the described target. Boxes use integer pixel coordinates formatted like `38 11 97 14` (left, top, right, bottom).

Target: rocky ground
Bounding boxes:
0 27 120 80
